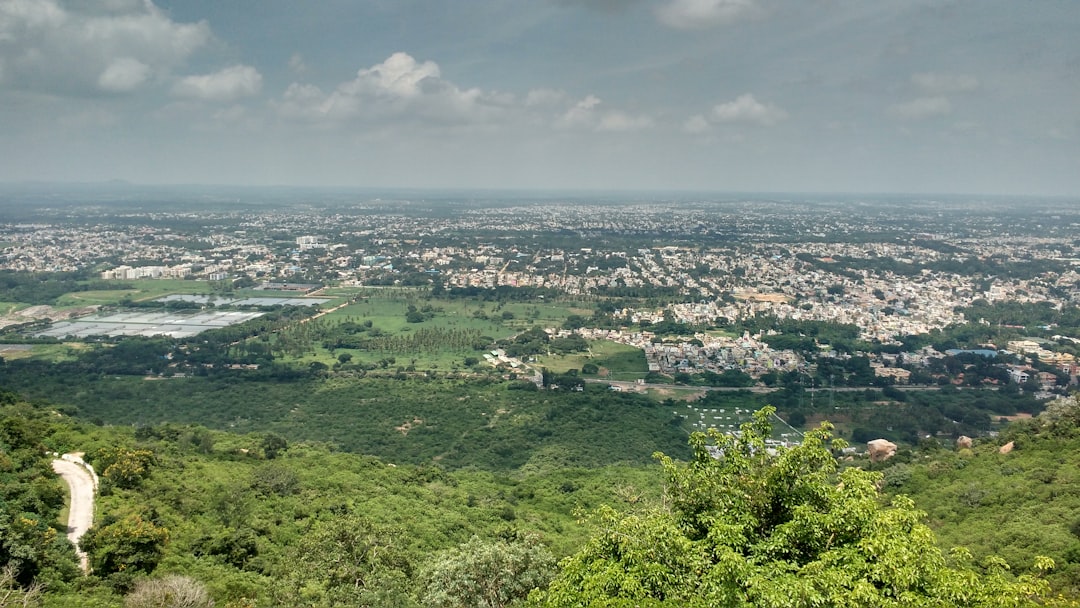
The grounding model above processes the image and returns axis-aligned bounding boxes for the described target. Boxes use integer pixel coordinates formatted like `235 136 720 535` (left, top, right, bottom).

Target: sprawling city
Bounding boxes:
3 0 1080 605
3 189 1080 606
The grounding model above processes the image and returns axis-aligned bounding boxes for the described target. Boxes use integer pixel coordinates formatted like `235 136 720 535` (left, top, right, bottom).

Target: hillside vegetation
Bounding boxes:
882 395 1080 596
4 392 1080 606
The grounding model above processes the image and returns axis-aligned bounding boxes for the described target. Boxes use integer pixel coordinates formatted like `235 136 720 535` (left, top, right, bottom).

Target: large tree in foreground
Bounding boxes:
537 407 1055 608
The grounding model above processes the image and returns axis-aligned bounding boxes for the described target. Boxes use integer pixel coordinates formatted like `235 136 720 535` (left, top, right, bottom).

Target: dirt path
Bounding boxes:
51 457 96 573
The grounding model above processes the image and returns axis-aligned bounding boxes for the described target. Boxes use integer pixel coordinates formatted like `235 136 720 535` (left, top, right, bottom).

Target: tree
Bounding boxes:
80 513 169 578
261 433 288 460
537 407 1054 607
124 575 213 608
0 564 42 608
418 534 555 608
94 447 155 490
273 513 415 607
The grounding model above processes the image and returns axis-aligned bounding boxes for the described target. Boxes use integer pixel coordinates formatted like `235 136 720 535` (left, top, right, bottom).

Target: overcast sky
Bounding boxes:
1 0 1078 195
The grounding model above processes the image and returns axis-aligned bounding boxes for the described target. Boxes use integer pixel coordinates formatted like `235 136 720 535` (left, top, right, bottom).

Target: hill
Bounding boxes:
880 395 1080 595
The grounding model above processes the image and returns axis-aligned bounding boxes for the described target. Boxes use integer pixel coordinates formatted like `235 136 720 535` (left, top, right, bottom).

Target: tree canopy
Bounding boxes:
537 407 1055 607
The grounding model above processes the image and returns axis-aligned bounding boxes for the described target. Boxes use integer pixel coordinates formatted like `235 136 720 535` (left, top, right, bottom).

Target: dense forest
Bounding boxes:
4 389 1080 606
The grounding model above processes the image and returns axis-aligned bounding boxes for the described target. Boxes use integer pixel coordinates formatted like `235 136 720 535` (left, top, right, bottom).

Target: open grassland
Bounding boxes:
0 342 90 362
53 278 209 308
536 340 648 379
0 301 29 315
270 292 592 370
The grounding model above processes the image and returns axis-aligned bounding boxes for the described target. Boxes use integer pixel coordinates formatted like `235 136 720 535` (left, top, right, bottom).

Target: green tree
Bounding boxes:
418 534 555 608
94 447 155 490
261 433 288 460
537 407 1054 607
81 513 169 577
274 513 415 607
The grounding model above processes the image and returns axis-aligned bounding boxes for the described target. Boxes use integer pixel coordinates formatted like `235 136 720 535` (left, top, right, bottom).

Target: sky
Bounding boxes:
1 0 1078 195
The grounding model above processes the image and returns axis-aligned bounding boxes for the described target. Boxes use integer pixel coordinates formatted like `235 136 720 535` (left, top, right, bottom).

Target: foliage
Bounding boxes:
272 513 415 607
0 398 79 588
882 395 1080 595
0 374 690 471
94 447 155 490
124 575 213 608
81 513 169 578
0 270 130 306
538 407 1054 607
0 565 42 608
417 533 555 608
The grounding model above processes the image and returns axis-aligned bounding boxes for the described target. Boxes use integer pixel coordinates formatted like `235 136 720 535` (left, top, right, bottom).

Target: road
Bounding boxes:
585 378 966 393
51 458 95 573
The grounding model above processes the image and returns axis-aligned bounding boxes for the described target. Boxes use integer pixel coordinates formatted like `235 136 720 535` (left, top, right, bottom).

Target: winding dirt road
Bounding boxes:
51 458 96 573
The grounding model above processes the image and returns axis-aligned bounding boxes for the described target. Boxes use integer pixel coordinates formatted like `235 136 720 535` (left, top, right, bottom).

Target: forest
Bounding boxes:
5 392 1080 606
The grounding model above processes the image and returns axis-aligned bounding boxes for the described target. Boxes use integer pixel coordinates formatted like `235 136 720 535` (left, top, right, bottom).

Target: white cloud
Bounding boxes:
888 96 952 120
655 0 759 29
558 94 603 128
598 110 653 132
525 88 569 107
276 52 506 126
173 65 262 102
683 114 711 133
0 0 209 95
354 51 440 98
97 57 150 92
556 94 652 132
912 72 979 94
288 53 307 75
275 52 653 135
710 94 787 126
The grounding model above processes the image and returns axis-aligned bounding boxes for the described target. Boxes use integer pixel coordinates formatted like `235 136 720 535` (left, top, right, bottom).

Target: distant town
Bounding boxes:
1 190 1078 398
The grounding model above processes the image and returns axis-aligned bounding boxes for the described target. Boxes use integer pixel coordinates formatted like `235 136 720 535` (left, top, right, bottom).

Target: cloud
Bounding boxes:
524 88 569 107
888 96 952 120
655 0 760 29
912 72 979 94
276 52 652 135
274 52 508 126
97 57 150 92
0 0 210 95
597 110 653 132
682 114 711 133
355 51 441 98
558 94 603 128
551 0 641 13
556 94 652 132
288 53 307 75
709 94 787 126
173 65 262 102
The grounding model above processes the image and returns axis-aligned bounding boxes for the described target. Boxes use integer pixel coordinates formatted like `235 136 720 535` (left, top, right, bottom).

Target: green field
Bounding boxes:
269 293 592 371
52 278 211 307
0 301 29 315
536 340 648 379
5 342 91 362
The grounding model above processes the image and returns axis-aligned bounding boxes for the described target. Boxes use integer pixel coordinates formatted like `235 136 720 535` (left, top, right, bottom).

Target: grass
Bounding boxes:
272 294 522 370
52 279 212 308
536 340 648 379
55 289 141 307
0 343 89 362
0 301 29 315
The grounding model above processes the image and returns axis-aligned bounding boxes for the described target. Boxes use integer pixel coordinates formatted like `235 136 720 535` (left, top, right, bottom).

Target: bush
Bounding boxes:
124 575 213 608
